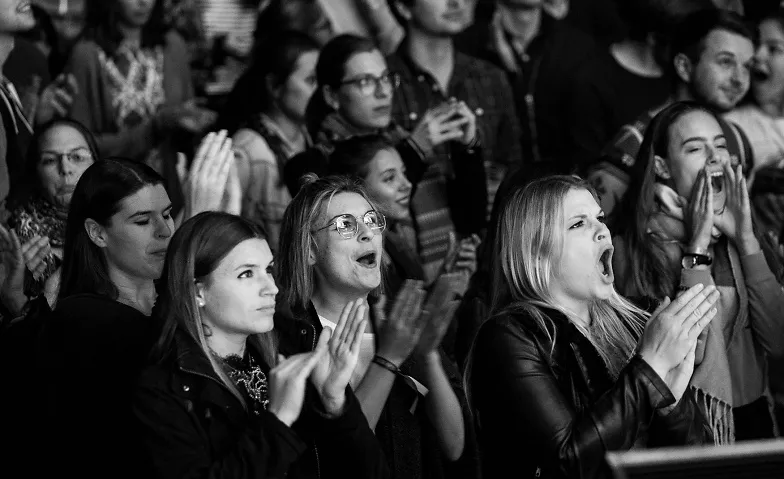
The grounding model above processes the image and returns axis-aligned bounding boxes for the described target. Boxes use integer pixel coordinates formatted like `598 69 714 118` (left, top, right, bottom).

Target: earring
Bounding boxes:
197 298 205 307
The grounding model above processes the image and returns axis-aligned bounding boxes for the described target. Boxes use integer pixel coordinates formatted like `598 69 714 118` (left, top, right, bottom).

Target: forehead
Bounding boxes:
39 125 89 149
368 148 403 171
669 110 722 140
323 191 372 219
760 19 784 41
343 51 386 77
116 183 169 213
217 238 272 271
562 188 598 216
702 29 754 59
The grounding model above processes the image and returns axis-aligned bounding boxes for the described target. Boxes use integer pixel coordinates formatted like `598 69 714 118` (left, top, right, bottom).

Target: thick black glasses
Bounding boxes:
339 72 401 96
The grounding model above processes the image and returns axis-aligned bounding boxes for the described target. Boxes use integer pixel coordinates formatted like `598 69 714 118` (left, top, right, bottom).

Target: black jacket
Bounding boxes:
133 329 389 479
470 305 710 479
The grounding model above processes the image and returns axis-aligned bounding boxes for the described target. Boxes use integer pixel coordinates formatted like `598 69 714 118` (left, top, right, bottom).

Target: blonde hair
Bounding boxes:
494 175 647 377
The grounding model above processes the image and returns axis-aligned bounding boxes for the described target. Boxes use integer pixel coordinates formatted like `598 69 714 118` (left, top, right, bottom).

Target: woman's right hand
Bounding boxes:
686 169 714 252
0 226 50 314
268 341 329 427
373 279 428 366
182 131 235 219
637 284 720 383
409 101 468 153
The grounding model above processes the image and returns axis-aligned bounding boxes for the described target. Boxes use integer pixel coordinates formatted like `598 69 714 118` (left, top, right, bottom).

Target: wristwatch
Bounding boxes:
681 253 713 269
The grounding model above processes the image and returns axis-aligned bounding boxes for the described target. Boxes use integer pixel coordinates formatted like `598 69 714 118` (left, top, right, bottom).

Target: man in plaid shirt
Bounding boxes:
386 0 522 274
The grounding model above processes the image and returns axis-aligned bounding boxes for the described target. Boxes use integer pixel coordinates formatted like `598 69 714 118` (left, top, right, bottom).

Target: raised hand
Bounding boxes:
685 169 714 253
637 284 720 398
310 299 367 415
453 100 477 146
409 100 469 152
415 274 462 356
373 279 428 366
268 340 329 427
0 227 49 313
182 130 235 219
713 162 759 255
36 73 78 125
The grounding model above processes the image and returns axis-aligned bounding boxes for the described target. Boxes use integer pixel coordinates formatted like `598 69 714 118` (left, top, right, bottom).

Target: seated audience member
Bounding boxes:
65 0 215 214
134 211 389 478
469 175 715 479
217 32 320 250
285 34 486 282
455 0 598 170
8 119 99 307
277 175 476 479
387 0 521 216
587 8 756 229
613 101 784 441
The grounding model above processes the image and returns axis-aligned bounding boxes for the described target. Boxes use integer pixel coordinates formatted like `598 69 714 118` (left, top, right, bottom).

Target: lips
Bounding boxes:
708 170 727 214
598 244 614 284
354 250 379 268
396 196 410 207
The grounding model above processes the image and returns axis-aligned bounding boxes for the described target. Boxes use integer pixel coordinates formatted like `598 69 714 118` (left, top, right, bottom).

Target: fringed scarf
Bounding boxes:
646 184 737 444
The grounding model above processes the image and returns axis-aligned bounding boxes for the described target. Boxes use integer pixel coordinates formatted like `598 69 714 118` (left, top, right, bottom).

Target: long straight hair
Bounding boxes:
83 0 167 56
484 176 647 378
277 174 381 312
58 158 165 302
153 212 278 409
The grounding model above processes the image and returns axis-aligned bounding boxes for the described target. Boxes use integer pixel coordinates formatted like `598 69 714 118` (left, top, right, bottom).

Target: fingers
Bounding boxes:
674 284 718 321
680 288 719 328
315 326 332 353
687 305 718 340
190 132 216 176
334 300 355 345
668 283 706 316
373 294 388 325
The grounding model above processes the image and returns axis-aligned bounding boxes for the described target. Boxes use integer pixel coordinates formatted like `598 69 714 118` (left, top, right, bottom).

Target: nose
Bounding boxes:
400 176 412 193
374 81 391 99
755 45 767 63
356 220 375 242
260 272 279 296
594 220 610 242
58 155 74 176
154 215 174 239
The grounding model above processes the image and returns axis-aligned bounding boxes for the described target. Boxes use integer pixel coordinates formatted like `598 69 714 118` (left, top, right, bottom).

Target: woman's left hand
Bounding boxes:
713 162 759 255
659 342 697 416
415 274 461 356
454 101 477 147
310 299 367 416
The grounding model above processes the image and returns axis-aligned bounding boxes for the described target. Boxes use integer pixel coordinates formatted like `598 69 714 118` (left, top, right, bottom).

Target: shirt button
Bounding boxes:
475 107 484 117
182 385 190 392
409 112 418 121
300 329 307 335
522 54 530 62
431 84 439 92
417 75 425 82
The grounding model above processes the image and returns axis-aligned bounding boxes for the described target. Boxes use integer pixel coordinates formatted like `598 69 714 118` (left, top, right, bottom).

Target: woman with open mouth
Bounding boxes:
614 101 784 442
276 174 472 479
467 175 715 479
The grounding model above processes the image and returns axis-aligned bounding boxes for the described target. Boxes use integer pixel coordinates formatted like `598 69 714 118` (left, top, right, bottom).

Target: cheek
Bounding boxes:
367 183 397 209
38 168 61 190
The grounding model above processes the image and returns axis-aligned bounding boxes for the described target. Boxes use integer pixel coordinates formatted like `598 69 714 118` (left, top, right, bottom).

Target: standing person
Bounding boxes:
388 0 522 219
65 0 215 214
134 211 390 478
468 175 715 479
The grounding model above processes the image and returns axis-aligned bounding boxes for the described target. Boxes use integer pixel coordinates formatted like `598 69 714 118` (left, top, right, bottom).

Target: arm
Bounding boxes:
356 0 404 55
741 250 784 359
303 385 391 479
422 351 465 461
354 363 397 430
134 377 307 479
472 318 677 478
648 390 712 447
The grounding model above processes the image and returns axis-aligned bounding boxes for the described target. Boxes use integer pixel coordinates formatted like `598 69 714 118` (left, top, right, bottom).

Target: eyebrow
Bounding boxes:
234 263 259 271
39 146 90 155
681 134 725 146
567 210 604 221
126 203 173 220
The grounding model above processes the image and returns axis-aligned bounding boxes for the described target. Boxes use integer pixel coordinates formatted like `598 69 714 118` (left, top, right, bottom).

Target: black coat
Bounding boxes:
133 329 389 479
470 305 710 479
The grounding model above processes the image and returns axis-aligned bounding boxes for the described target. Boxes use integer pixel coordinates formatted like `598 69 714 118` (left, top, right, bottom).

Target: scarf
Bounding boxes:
11 195 68 297
647 184 737 444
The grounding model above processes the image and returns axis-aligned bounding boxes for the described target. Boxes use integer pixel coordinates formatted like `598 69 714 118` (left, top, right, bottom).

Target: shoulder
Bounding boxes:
69 40 102 63
52 294 148 329
233 128 274 161
475 307 553 352
458 52 508 82
163 30 188 55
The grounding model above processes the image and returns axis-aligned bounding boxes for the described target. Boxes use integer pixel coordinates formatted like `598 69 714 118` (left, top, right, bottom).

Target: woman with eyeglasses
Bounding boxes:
4 119 100 312
285 34 487 283
277 174 473 479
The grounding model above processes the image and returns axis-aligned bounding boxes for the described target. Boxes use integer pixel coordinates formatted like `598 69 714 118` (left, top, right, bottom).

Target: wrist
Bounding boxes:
737 235 760 256
372 354 403 374
686 241 710 255
268 406 295 427
320 392 346 418
639 353 669 383
374 350 405 368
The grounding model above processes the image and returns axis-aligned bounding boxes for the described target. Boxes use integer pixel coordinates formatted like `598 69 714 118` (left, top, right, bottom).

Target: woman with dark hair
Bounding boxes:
134 211 389 478
33 158 173 476
468 175 713 479
5 119 99 306
277 174 473 479
286 33 486 284
217 31 319 250
65 0 214 213
614 101 784 441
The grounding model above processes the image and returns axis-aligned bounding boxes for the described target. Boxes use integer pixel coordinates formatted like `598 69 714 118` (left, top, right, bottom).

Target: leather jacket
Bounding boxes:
469 305 710 479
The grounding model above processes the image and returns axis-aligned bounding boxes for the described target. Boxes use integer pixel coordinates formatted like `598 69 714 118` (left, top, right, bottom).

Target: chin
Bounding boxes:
253 314 275 334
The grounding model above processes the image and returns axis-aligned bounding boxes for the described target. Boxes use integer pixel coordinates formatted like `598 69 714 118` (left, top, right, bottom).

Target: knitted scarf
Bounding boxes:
646 184 738 444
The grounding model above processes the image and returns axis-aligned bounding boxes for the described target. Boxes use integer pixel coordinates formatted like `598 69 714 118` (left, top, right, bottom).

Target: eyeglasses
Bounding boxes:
313 210 386 239
40 148 93 167
339 72 400 96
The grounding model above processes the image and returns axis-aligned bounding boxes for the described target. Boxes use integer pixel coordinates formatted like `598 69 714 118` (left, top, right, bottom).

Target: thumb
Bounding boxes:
316 327 332 351
651 297 671 318
176 152 188 183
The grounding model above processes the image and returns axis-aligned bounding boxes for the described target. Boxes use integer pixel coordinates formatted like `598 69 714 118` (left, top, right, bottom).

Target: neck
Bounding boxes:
0 34 15 70
267 108 305 146
551 291 591 331
312 282 368 322
673 84 693 103
755 91 784 118
405 29 454 91
206 331 248 359
504 10 542 51
610 38 662 78
118 24 142 47
109 266 156 315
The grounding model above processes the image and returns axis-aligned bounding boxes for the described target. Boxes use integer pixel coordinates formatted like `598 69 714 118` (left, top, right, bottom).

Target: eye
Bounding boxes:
382 174 395 183
40 157 56 166
569 220 584 230
135 220 150 226
238 269 254 279
266 263 275 276
597 214 607 224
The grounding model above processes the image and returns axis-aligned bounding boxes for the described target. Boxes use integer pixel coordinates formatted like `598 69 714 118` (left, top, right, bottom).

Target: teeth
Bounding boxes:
710 172 724 178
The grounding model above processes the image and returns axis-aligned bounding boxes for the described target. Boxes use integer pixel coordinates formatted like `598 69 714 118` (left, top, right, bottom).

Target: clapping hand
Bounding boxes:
181 131 240 219
268 340 329 427
373 280 428 367
415 274 462 357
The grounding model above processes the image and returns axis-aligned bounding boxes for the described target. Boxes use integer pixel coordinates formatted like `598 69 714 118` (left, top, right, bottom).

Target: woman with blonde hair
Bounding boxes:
468 175 717 479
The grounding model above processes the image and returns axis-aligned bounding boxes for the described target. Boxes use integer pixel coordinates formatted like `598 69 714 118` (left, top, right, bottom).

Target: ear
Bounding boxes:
84 218 108 248
265 75 282 101
654 154 672 180
307 241 317 266
673 53 693 84
323 85 339 111
194 281 206 308
391 0 412 23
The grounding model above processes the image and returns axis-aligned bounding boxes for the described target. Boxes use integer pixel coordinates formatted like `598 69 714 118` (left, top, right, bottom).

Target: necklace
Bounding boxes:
214 351 269 415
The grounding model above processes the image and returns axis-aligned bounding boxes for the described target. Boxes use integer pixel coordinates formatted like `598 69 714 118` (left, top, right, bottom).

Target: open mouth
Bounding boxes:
598 245 614 283
355 251 378 268
709 171 727 213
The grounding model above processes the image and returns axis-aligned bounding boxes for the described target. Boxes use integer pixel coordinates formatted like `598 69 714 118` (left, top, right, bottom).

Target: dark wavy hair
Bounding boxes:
58 158 166 301
83 0 167 56
305 34 379 137
328 134 397 180
11 118 100 207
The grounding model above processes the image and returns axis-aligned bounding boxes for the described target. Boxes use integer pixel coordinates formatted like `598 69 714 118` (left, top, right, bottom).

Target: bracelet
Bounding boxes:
372 355 401 375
